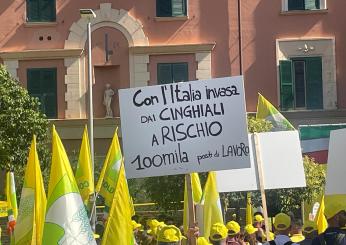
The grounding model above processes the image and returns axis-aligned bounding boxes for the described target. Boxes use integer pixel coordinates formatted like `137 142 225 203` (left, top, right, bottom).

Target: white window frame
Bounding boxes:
282 0 327 12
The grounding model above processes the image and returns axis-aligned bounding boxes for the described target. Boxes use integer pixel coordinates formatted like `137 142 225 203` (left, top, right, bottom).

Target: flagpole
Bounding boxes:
254 133 271 240
186 174 197 245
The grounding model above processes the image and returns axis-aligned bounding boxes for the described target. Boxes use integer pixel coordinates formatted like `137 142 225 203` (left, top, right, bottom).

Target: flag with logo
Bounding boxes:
256 93 295 131
75 126 94 207
183 173 202 234
101 162 134 245
96 129 122 210
202 172 224 240
14 135 46 245
42 126 96 245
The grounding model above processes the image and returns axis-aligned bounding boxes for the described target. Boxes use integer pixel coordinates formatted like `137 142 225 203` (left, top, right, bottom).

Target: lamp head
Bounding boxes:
80 9 96 19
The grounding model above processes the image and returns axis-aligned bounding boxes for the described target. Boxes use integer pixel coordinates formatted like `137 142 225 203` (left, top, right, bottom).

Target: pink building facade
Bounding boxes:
1 0 346 156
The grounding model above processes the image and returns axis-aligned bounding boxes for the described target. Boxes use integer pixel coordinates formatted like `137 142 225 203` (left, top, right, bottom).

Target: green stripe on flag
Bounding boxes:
299 124 346 140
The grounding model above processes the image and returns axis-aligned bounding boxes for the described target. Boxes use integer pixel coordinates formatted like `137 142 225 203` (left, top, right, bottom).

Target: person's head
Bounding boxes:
253 214 264 228
244 224 258 244
290 219 303 235
273 213 291 235
147 219 166 237
210 223 228 245
105 83 111 89
226 220 240 238
132 220 142 233
156 225 186 245
325 194 346 228
302 221 317 239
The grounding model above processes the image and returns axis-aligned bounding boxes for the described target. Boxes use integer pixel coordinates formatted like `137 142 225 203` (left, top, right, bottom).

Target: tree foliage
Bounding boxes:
0 65 50 194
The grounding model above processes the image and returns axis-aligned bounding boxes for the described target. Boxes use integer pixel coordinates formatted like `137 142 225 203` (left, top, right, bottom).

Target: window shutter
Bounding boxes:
288 0 305 10
279 60 294 110
172 63 188 82
156 0 172 17
172 0 186 16
305 57 323 109
27 0 40 22
27 69 44 112
305 0 319 9
41 68 57 118
158 64 173 84
40 0 56 22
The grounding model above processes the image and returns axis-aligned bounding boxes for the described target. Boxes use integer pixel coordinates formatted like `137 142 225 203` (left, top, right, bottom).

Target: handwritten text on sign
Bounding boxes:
119 76 250 178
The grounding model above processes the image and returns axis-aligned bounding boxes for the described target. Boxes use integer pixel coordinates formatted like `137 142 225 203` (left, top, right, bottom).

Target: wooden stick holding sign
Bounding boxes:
186 174 197 245
253 133 271 241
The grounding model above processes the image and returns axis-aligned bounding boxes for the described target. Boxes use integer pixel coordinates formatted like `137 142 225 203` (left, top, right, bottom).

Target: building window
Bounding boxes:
157 63 188 84
27 0 56 22
156 0 187 17
288 0 320 10
27 68 57 118
279 57 323 110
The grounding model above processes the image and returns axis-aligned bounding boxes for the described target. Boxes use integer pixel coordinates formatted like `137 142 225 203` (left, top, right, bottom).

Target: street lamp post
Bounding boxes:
80 8 96 232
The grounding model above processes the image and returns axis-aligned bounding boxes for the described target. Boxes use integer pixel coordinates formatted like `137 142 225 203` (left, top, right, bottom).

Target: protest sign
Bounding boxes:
325 128 346 195
119 76 250 178
217 130 306 192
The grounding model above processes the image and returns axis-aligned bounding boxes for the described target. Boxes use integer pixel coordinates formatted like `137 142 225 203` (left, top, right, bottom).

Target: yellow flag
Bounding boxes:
101 162 134 245
42 125 96 244
183 173 203 233
75 126 94 206
246 192 253 225
6 172 18 219
203 172 223 240
315 195 328 234
256 93 295 131
96 129 122 210
14 135 46 245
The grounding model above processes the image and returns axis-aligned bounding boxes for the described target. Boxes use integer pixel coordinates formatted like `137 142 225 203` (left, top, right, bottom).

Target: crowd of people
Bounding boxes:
130 195 346 245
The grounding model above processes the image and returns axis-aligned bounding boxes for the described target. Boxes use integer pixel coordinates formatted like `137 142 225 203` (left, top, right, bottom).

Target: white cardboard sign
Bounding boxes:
325 128 346 195
119 76 250 178
217 131 306 192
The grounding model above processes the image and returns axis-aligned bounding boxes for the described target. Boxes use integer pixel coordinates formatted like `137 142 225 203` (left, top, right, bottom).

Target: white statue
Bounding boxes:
103 83 115 118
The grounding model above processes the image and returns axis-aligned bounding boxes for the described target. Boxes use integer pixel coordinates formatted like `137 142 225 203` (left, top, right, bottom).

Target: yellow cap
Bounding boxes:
132 220 142 230
210 223 228 241
197 237 212 245
244 224 258 235
324 194 346 220
303 221 317 233
254 214 264 222
157 225 186 242
274 213 291 230
226 221 240 235
147 219 166 235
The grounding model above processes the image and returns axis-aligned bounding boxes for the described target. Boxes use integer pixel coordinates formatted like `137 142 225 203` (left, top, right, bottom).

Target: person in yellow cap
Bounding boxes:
254 214 267 243
244 224 260 245
290 219 305 243
210 223 228 245
311 194 346 245
226 220 244 245
263 213 298 245
157 225 186 245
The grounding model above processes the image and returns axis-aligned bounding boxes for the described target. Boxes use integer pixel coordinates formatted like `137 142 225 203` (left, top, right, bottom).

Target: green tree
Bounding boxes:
0 65 50 196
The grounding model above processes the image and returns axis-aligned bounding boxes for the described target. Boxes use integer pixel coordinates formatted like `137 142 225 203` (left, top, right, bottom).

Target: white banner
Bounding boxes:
325 128 346 195
217 131 306 192
119 76 250 178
